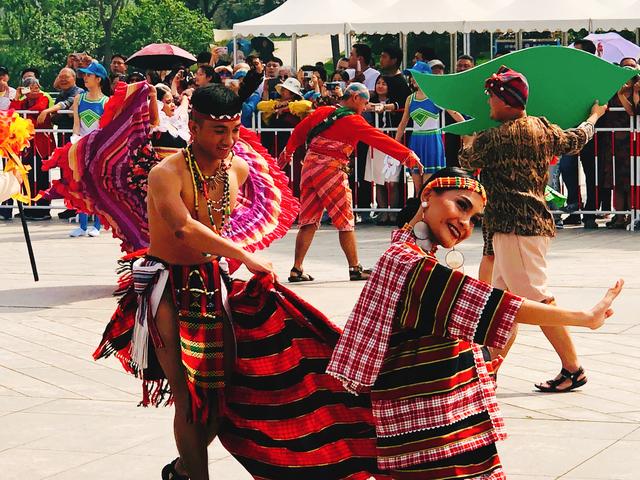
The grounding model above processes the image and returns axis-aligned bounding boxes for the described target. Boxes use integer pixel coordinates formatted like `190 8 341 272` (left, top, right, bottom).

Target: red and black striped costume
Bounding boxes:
328 228 524 479
94 259 391 480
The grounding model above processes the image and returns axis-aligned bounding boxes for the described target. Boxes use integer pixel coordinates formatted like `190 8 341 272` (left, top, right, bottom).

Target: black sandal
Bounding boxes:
534 367 587 393
349 264 372 281
288 266 314 283
161 458 189 480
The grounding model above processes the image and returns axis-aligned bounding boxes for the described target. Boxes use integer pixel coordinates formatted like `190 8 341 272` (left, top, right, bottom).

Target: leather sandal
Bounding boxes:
288 266 314 283
349 264 372 281
534 366 587 393
161 458 189 480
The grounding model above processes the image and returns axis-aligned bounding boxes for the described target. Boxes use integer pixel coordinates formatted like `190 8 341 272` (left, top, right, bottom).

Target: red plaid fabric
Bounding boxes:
448 279 494 341
299 138 355 231
327 228 423 393
378 430 501 470
472 343 507 441
372 380 488 438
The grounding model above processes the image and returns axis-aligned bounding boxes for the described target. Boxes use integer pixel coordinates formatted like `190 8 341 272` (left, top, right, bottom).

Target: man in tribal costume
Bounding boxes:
92 84 389 480
458 66 608 392
280 82 422 282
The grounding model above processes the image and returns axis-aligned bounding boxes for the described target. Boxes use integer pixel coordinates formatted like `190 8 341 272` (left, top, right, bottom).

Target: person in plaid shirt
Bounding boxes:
328 167 622 479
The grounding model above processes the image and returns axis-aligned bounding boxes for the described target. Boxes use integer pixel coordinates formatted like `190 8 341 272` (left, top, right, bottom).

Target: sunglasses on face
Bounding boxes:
278 75 289 80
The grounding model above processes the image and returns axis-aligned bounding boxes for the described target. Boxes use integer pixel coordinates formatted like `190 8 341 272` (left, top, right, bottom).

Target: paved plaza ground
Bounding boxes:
0 218 638 479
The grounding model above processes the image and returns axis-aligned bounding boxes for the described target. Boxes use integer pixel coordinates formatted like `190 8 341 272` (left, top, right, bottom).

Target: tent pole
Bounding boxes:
344 32 353 58
291 33 298 71
490 32 494 59
516 30 523 50
400 32 408 69
463 32 470 56
636 28 639 46
450 32 457 74
233 34 238 64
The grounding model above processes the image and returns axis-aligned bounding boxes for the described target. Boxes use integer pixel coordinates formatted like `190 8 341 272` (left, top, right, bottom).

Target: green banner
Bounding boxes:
413 46 637 135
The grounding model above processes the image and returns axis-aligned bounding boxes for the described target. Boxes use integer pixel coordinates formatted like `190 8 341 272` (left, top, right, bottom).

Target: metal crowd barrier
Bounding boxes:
3 107 638 231
251 108 638 231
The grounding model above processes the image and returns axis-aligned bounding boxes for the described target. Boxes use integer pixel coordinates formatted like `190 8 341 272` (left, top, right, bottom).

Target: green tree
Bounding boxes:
201 0 286 28
0 0 213 88
0 0 101 88
95 0 126 63
113 0 214 56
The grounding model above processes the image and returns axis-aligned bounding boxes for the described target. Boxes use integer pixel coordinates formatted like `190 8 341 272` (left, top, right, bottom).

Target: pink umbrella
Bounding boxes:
126 43 197 70
580 33 640 64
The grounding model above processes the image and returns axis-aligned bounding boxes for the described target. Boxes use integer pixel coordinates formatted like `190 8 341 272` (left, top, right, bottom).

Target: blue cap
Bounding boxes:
233 69 248 79
403 61 432 76
78 61 108 79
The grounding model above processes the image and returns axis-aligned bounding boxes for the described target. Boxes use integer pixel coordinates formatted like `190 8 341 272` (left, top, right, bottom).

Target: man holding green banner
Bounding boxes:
459 66 608 392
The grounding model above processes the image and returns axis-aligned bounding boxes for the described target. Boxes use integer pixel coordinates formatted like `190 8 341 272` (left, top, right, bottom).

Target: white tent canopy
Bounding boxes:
234 0 640 37
232 0 368 37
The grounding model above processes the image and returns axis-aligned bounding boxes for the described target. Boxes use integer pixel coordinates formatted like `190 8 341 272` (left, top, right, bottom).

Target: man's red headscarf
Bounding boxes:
485 65 529 109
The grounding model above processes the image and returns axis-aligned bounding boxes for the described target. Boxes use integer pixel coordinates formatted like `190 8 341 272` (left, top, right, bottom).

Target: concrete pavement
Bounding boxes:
0 218 638 479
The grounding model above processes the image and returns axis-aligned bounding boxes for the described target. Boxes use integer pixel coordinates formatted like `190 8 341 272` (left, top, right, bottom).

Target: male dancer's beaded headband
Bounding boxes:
191 109 241 123
424 176 487 205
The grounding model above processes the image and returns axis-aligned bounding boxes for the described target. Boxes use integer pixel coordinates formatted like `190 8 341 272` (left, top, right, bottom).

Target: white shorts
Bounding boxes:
364 148 401 186
492 233 554 303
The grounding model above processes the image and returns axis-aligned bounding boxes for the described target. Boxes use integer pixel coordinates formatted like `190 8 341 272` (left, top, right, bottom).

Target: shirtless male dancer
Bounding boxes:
146 84 273 480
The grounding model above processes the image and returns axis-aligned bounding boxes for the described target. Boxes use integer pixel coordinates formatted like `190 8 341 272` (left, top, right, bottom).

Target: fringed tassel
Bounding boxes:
139 379 173 408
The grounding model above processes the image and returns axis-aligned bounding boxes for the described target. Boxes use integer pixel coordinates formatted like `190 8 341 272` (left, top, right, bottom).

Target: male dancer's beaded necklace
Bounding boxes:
184 144 232 235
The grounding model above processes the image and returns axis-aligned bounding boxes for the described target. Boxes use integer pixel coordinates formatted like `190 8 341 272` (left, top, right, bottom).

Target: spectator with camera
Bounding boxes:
259 56 284 99
296 65 326 104
17 67 54 107
170 66 196 97
318 70 350 106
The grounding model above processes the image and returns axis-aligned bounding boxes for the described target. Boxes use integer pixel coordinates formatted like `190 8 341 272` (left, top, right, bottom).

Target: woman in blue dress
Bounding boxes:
395 61 463 195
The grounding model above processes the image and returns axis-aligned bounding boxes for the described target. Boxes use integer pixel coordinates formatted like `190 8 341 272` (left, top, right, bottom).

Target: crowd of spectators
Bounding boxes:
1 38 639 230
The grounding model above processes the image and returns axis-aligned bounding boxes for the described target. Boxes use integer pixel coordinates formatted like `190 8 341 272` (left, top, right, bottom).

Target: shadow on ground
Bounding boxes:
0 285 115 312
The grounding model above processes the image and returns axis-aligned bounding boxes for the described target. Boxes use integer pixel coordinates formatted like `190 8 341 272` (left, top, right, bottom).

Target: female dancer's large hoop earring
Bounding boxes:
445 246 465 271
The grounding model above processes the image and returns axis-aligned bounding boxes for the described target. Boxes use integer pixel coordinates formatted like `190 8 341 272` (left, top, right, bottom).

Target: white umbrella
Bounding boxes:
580 32 640 64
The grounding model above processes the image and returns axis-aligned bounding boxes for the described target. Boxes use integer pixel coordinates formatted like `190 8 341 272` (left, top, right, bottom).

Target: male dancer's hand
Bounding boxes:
241 251 275 277
585 279 624 330
277 149 291 169
589 100 608 121
408 152 423 175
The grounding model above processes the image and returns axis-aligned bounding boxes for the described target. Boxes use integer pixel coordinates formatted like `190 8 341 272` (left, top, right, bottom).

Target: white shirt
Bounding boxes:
0 172 20 202
345 68 380 91
0 87 16 111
